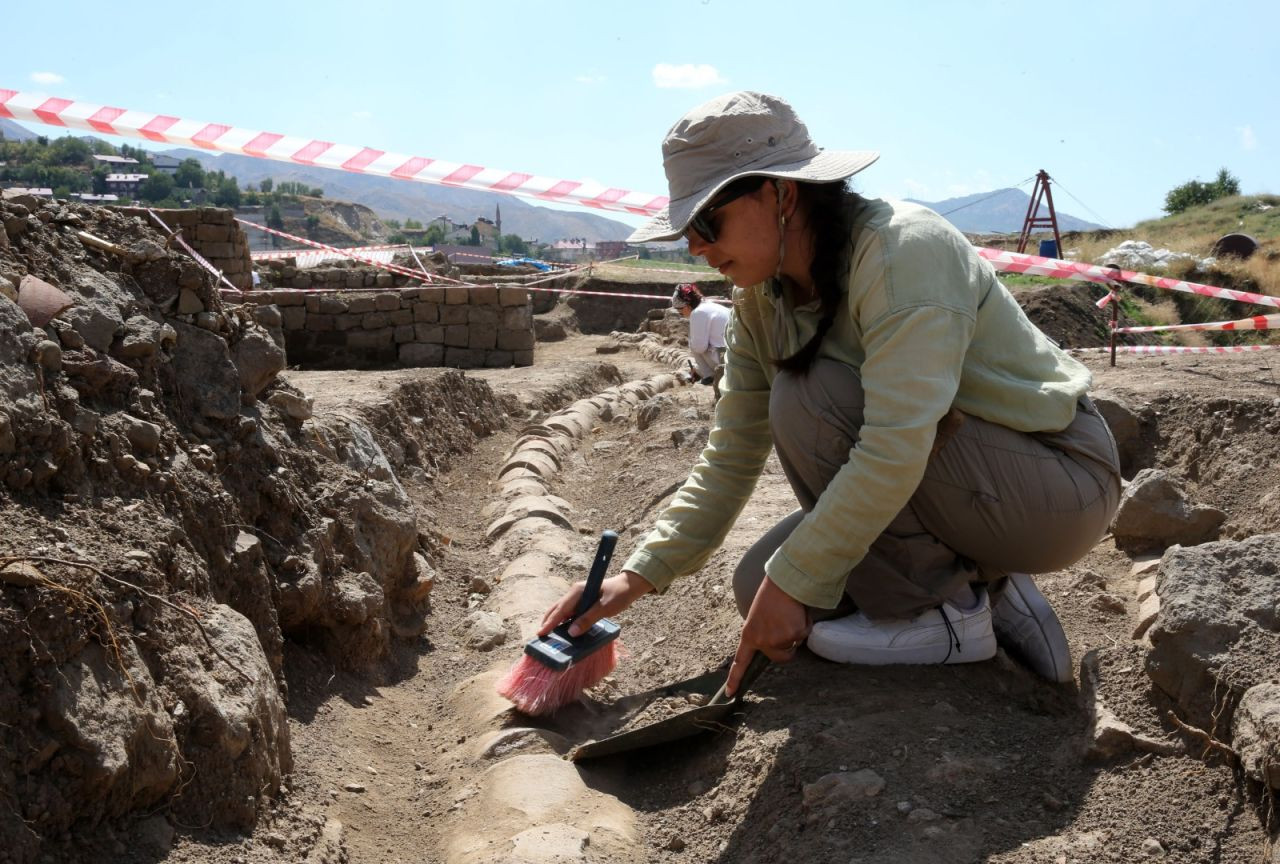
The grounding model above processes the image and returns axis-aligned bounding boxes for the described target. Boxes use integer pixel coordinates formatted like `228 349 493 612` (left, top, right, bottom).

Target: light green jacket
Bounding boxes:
622 197 1092 609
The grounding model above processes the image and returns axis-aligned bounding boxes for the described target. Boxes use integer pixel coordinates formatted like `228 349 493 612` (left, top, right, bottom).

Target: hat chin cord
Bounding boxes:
773 180 788 283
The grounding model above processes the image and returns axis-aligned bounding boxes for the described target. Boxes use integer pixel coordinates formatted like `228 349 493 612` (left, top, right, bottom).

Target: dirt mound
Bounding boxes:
0 197 510 861
1017 282 1157 349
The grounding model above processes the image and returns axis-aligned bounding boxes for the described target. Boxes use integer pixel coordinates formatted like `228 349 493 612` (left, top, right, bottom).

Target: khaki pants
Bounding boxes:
733 359 1122 620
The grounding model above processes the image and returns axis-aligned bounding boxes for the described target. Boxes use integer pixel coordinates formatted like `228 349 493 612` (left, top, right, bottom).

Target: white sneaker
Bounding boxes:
806 593 997 666
991 572 1072 683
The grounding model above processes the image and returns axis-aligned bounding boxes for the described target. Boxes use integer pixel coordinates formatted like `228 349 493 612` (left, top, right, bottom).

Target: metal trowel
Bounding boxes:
568 652 771 761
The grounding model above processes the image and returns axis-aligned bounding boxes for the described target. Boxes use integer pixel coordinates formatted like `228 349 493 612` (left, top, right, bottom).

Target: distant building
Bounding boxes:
474 216 498 247
151 154 181 174
105 173 148 196
595 241 629 260
549 238 593 261
71 192 120 203
92 154 140 168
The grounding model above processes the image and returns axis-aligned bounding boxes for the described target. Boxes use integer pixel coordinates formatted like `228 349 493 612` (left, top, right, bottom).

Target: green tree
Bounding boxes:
139 172 175 203
310 187 323 198
498 233 528 255
404 218 422 229
304 214 321 238
385 219 402 229
213 178 241 208
174 158 205 188
1163 167 1242 214
469 225 480 245
48 136 91 165
260 177 273 194
423 224 445 246
267 204 284 230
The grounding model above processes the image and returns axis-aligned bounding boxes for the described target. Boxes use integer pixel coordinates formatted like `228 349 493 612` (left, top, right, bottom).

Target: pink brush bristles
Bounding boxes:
495 640 621 716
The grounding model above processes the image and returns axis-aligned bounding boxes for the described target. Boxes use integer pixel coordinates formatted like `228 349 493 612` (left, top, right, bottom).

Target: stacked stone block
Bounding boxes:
239 287 534 370
115 207 253 291
259 259 422 291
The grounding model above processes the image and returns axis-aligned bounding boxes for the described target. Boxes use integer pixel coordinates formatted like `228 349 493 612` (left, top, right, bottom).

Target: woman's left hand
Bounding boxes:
725 575 810 697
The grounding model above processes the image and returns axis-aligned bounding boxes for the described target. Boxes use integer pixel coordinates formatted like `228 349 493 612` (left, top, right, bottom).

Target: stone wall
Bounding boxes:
115 207 254 291
236 286 534 370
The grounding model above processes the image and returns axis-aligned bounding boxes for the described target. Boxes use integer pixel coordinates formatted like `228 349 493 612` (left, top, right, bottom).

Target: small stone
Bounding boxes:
896 800 913 814
342 783 366 793
1142 837 1166 857
1089 592 1127 615
178 289 205 315
35 340 62 371
468 576 491 594
665 835 686 852
907 807 940 823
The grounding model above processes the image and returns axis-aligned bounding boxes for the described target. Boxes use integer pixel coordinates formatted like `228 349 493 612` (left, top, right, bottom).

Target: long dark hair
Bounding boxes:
774 179 853 374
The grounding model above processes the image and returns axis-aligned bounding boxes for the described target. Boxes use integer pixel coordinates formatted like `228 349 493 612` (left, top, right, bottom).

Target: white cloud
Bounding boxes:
1238 124 1258 150
574 74 606 85
652 63 726 89
30 71 64 85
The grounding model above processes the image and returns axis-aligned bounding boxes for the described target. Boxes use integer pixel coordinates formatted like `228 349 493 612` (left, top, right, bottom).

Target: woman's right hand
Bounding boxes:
537 569 654 639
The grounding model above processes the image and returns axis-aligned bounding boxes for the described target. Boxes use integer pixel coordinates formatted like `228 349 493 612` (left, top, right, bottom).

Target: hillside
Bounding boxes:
908 187 1103 233
0 118 37 141
164 147 638 244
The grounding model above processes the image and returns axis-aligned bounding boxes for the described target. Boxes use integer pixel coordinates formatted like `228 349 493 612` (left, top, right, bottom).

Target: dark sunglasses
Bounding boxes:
685 177 767 244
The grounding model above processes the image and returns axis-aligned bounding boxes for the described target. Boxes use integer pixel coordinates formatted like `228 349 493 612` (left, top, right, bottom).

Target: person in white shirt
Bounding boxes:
673 283 730 386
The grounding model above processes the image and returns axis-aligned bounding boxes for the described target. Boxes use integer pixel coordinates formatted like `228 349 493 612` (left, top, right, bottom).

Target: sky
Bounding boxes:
2 0 1277 231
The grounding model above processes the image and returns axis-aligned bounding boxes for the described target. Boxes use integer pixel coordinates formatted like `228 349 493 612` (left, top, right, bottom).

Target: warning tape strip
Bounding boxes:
979 247 1280 311
1113 313 1280 334
1071 344 1280 356
237 218 456 284
0 88 667 217
235 219 675 300
146 208 241 293
250 243 409 260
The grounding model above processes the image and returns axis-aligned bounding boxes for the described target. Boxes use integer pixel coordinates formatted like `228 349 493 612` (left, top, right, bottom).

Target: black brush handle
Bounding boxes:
571 530 618 622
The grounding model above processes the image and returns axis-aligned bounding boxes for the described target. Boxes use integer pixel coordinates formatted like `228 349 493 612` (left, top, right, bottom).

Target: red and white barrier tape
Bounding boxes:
980 248 1280 311
146 208 241 293
237 219 674 300
251 243 409 260
0 88 667 217
1071 344 1280 356
237 218 455 284
1113 313 1280 334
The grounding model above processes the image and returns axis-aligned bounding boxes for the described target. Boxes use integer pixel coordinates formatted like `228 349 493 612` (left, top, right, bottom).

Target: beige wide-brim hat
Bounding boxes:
629 91 879 243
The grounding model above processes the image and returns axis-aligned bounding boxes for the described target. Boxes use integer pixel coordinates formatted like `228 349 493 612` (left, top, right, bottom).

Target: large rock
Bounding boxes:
1091 394 1145 476
1145 534 1280 729
158 604 291 831
0 296 38 404
230 324 286 399
1233 683 1280 790
1111 468 1225 552
170 321 242 419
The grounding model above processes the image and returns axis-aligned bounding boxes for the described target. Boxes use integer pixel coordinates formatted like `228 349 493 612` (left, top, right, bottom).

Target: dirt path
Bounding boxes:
168 339 1276 864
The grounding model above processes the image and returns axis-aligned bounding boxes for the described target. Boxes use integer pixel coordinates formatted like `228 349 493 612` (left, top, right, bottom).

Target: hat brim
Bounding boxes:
627 148 879 243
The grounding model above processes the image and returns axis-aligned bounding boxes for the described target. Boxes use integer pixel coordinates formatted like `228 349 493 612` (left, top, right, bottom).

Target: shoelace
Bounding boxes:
938 604 962 663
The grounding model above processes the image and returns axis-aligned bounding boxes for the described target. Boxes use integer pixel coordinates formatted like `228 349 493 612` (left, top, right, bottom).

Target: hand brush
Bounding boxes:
495 530 622 716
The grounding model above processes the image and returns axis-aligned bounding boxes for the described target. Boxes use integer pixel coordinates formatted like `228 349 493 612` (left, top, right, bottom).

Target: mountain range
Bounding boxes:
0 118 37 141
163 148 638 244
906 188 1102 234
